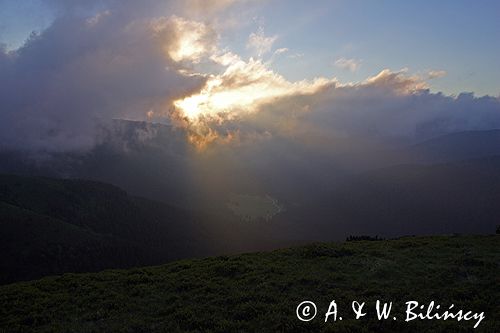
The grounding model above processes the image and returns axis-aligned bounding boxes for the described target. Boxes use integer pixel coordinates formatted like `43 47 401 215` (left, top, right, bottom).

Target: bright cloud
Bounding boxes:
246 27 277 57
173 54 333 148
363 68 428 94
174 57 332 121
334 57 361 72
428 70 447 79
152 15 218 64
0 0 499 153
274 48 289 55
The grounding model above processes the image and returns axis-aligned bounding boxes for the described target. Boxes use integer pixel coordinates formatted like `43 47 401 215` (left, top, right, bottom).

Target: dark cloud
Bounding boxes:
0 3 205 151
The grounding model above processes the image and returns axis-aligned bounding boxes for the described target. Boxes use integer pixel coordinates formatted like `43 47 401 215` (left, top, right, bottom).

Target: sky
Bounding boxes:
0 0 499 152
1 0 499 96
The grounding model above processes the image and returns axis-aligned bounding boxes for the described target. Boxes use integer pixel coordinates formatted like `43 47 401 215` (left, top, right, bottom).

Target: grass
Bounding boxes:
0 235 498 332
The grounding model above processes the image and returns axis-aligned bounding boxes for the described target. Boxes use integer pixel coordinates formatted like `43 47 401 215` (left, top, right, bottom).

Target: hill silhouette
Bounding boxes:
0 174 213 284
0 174 307 285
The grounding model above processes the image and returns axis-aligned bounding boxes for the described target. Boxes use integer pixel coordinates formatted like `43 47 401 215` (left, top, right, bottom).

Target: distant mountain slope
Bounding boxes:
0 174 194 243
1 124 499 209
0 174 308 285
0 235 498 332
0 201 152 284
410 129 500 163
0 174 213 285
344 156 500 235
0 120 194 207
287 156 500 240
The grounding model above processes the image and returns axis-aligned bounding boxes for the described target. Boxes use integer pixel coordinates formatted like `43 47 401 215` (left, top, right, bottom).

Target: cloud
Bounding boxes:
246 27 277 57
181 0 239 16
427 70 447 79
86 10 111 27
306 76 500 141
288 52 304 59
1 0 499 154
174 63 500 148
172 52 334 148
152 15 218 64
273 48 289 55
175 55 332 121
0 3 208 152
334 57 361 72
363 68 428 93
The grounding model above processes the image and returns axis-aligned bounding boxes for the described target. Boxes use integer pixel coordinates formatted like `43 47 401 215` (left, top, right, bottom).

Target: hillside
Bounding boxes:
2 125 500 211
278 156 500 240
0 174 214 285
0 235 498 332
2 153 500 285
410 129 500 163
0 174 309 285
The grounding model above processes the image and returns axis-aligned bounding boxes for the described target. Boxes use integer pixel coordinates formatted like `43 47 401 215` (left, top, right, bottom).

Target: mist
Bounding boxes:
1 0 500 245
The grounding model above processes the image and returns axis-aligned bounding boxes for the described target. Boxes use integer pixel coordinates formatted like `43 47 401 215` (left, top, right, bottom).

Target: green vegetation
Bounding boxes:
1 235 498 332
0 174 213 284
0 173 312 285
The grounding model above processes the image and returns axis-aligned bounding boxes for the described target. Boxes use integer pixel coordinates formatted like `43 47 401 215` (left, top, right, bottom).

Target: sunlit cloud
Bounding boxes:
1 0 498 153
363 68 428 94
152 15 218 64
172 53 333 148
427 70 447 79
174 57 332 120
334 57 361 72
163 15 499 150
246 26 277 57
182 0 238 16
